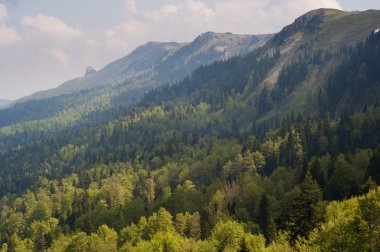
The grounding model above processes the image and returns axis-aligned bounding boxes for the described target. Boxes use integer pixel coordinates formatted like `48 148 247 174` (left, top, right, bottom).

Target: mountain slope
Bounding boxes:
252 9 380 118
143 9 380 120
0 32 271 128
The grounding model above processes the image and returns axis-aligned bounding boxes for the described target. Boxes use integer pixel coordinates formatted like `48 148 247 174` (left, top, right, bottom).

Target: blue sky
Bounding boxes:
340 0 380 10
0 0 379 99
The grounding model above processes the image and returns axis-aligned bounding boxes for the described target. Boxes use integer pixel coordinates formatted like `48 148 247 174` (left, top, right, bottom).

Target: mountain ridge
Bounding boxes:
245 8 380 118
0 32 271 128
16 32 272 103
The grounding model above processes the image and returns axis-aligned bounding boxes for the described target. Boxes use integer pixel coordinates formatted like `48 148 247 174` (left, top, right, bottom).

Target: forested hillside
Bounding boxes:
0 8 379 251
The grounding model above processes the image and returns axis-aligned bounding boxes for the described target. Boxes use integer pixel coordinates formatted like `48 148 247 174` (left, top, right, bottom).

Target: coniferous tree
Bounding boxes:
257 193 277 245
289 171 324 242
368 146 380 184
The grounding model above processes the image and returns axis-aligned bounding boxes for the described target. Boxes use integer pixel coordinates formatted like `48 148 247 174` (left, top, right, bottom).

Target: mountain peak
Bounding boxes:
273 8 342 44
195 31 219 43
297 8 341 20
137 41 181 51
85 66 97 76
195 31 244 43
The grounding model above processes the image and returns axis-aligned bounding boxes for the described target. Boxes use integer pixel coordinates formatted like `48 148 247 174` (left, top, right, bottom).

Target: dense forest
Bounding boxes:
0 9 380 252
0 104 379 251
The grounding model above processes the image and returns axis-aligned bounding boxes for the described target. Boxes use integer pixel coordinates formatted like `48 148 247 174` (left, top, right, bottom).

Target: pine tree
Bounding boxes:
368 146 380 184
257 193 277 245
289 171 324 242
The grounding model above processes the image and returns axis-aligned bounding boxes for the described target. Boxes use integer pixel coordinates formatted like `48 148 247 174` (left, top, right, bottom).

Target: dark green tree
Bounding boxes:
289 171 324 241
368 146 380 184
257 193 277 245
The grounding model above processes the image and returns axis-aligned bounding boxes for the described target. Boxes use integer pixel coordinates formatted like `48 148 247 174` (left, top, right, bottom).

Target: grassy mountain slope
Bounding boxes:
253 9 380 118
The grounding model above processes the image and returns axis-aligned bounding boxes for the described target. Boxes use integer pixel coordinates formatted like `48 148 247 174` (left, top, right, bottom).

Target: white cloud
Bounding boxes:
105 19 148 51
104 0 219 51
0 3 20 45
212 0 342 33
45 47 70 66
0 24 20 45
161 4 179 17
103 0 341 53
21 14 82 41
186 0 215 18
85 39 99 49
0 3 8 21
125 0 138 16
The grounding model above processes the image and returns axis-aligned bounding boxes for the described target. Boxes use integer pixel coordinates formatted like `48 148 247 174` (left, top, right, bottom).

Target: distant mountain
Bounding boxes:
0 99 11 107
19 32 271 101
1 32 271 127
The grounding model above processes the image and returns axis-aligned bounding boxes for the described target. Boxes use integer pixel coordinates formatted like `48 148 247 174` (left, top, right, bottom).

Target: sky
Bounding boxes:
0 0 379 100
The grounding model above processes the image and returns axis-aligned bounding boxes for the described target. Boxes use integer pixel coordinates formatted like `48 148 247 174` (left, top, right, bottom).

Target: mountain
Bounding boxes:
0 9 379 250
25 32 270 100
254 8 380 117
0 99 11 106
144 9 380 120
0 32 271 128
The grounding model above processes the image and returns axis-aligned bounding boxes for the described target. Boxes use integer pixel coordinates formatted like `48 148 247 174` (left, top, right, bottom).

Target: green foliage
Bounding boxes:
307 187 380 251
211 221 246 251
174 212 201 240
